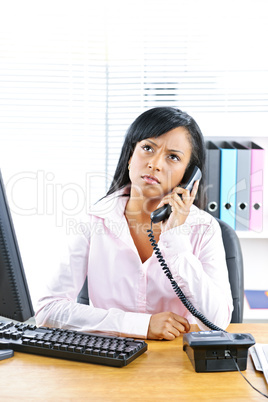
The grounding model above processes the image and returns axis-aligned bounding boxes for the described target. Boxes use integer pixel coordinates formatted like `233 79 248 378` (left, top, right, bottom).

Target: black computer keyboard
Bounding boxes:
0 321 148 367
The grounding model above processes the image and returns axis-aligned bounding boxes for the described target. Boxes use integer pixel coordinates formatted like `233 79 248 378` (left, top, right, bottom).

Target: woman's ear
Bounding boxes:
128 156 132 170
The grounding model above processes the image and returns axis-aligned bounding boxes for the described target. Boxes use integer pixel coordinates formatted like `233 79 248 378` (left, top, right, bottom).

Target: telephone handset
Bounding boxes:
150 165 202 224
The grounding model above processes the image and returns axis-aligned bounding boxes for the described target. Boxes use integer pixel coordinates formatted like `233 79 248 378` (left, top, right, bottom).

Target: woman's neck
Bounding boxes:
125 196 162 260
125 194 162 239
125 196 159 223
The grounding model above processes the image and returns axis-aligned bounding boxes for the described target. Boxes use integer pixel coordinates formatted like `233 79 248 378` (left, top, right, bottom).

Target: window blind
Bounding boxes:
1 1 268 198
106 0 268 185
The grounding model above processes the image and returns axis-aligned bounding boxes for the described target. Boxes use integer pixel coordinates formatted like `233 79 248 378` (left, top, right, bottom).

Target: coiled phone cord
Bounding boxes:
147 224 226 332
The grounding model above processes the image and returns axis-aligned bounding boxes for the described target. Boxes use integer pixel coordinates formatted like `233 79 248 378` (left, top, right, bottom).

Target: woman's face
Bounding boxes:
128 127 192 201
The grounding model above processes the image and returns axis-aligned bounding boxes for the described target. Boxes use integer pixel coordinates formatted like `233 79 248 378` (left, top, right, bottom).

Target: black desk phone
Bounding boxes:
147 165 255 372
183 331 255 372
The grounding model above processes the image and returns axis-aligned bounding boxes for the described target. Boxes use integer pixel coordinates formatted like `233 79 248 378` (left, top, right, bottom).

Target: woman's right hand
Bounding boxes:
147 312 190 340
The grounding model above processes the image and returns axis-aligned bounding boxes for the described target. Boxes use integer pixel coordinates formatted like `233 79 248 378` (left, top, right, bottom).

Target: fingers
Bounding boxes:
173 313 191 333
147 312 190 340
191 179 200 199
157 180 200 209
175 179 200 203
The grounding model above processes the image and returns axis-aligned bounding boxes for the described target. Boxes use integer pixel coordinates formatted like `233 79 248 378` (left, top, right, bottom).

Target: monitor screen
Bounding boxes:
0 169 34 322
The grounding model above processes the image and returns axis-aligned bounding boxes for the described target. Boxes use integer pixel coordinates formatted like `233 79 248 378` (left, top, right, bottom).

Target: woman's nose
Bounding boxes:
148 155 162 171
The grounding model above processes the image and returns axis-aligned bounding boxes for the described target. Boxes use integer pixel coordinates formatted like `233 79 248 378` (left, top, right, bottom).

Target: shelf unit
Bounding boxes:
204 133 268 322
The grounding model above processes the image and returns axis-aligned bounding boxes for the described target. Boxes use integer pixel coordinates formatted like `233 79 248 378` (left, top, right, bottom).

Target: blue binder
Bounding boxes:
218 142 237 229
231 142 251 231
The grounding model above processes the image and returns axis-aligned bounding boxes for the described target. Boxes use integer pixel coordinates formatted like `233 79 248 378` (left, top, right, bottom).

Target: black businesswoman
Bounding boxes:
35 107 233 340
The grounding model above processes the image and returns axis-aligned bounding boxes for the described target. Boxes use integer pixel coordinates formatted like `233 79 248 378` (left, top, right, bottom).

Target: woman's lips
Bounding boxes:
142 174 160 185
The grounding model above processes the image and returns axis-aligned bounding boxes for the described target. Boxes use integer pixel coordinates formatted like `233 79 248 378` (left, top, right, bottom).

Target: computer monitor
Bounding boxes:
0 169 34 322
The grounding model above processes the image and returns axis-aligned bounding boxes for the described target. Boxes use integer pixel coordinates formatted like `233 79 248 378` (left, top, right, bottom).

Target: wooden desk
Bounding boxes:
0 324 267 401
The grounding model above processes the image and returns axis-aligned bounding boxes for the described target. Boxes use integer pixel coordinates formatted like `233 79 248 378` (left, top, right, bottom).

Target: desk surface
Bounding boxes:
0 323 267 401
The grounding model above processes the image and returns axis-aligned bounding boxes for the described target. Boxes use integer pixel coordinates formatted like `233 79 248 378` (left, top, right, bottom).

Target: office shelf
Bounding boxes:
205 135 267 323
237 231 268 239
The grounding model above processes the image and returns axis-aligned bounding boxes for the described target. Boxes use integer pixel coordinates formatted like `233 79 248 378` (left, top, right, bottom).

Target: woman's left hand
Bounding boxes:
157 180 200 232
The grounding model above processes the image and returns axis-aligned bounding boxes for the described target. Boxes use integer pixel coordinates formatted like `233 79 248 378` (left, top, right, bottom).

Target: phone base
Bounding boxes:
183 331 255 372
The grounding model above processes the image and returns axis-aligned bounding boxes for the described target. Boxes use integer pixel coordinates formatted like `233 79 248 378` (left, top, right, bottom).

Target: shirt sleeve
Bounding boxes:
35 228 151 339
158 216 234 330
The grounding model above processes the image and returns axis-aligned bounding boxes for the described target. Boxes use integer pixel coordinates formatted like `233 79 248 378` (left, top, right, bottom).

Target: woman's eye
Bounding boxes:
168 154 180 161
142 144 153 152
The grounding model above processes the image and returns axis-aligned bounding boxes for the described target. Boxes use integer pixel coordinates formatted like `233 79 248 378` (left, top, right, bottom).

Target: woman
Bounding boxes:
35 107 233 340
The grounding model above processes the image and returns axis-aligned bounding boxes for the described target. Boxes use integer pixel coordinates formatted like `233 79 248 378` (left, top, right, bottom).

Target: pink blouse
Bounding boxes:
35 189 233 338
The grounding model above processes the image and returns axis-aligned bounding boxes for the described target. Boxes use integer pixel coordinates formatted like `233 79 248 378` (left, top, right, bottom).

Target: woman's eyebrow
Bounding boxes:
146 139 185 155
169 148 185 155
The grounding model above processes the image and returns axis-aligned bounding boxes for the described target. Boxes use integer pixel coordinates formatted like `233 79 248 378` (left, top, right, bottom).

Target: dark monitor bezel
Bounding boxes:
0 169 34 322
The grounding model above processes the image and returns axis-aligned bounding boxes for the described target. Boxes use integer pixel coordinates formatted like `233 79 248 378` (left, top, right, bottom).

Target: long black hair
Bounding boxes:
106 107 206 209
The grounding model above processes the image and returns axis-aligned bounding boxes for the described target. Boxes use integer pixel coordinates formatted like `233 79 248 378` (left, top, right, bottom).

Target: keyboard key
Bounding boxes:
37 341 44 347
29 340 37 346
107 351 117 358
75 347 84 353
118 353 127 359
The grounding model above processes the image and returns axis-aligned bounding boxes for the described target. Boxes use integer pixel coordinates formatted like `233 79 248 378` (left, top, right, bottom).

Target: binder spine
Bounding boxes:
249 143 265 232
219 142 237 230
205 141 220 218
232 142 251 231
